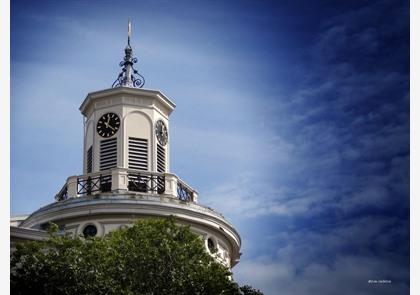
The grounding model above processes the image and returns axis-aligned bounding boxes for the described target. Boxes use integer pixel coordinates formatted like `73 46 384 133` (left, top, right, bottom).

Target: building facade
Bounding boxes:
10 25 241 269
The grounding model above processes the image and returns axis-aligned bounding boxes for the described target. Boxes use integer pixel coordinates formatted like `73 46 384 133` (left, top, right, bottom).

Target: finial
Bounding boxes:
128 18 132 47
112 19 145 88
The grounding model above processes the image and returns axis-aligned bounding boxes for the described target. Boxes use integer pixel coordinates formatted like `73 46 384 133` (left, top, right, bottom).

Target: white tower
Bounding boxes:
81 27 173 176
81 87 173 175
14 21 241 269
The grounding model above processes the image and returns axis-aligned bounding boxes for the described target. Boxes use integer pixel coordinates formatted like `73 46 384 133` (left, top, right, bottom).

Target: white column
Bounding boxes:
67 176 79 198
111 168 128 192
192 191 199 203
164 173 178 198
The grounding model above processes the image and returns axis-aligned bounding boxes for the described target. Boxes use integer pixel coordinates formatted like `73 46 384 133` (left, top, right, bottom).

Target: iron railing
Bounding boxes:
56 169 196 202
55 184 68 201
128 172 165 194
77 174 112 195
177 181 193 202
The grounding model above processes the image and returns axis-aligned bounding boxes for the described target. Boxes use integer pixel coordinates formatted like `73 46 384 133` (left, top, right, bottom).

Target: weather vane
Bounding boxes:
112 19 145 88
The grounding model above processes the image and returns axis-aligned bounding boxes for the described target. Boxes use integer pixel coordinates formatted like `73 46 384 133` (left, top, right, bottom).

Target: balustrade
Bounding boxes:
55 168 197 203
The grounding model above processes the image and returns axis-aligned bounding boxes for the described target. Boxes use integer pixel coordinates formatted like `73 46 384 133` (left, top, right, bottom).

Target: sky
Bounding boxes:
10 0 410 294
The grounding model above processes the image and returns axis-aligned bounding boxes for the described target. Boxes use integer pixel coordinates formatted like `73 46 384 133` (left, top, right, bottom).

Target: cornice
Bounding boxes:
79 87 176 117
20 195 241 249
10 226 49 241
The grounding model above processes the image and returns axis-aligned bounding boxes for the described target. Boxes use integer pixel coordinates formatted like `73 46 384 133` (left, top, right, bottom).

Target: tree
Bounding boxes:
239 285 264 295
11 217 263 295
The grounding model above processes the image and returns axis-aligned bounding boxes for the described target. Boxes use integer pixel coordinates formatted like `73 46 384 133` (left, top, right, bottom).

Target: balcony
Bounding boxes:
55 168 198 203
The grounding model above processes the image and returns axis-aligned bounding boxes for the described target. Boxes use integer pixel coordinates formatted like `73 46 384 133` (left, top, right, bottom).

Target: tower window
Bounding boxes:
128 137 148 171
86 146 93 173
100 138 117 171
83 224 97 238
207 238 217 254
157 143 166 173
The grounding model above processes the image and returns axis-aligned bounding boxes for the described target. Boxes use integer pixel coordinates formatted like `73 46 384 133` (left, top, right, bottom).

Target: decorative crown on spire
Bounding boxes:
112 19 145 88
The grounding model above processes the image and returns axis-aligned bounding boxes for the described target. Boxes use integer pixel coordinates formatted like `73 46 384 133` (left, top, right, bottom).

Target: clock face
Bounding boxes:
96 112 120 138
155 120 168 146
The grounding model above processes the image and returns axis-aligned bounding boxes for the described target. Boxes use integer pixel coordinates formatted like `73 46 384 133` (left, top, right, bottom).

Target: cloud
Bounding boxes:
235 254 408 295
206 1 409 294
202 174 289 218
234 215 409 295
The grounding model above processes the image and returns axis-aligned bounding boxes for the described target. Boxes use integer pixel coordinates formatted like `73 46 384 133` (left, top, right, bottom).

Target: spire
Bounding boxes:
128 17 132 47
112 19 145 88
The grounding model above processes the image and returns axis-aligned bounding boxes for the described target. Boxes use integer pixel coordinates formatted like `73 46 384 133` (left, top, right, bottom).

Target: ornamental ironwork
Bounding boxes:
177 182 193 202
77 174 112 195
128 172 165 194
112 20 145 88
55 184 68 201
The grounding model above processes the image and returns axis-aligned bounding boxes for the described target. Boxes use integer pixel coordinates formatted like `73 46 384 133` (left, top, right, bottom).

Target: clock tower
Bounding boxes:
81 34 173 175
12 21 241 270
79 27 176 195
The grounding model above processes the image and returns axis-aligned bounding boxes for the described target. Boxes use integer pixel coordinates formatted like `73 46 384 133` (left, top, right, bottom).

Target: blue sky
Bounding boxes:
11 0 409 294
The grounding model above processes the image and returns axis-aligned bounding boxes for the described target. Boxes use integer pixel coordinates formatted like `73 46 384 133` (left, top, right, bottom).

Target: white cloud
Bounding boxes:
234 254 408 295
234 214 409 295
201 173 312 218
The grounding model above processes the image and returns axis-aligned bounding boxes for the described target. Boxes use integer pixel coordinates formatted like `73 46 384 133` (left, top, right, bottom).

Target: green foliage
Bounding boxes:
239 285 264 295
11 217 263 295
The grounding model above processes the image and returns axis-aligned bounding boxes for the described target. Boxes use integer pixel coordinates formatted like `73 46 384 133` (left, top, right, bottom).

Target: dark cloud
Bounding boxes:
230 0 409 294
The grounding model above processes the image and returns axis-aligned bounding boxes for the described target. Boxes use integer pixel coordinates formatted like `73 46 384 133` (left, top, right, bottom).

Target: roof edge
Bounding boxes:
79 87 176 116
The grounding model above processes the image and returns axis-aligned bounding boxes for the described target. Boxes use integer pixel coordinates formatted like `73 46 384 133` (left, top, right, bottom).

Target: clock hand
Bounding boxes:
104 122 116 131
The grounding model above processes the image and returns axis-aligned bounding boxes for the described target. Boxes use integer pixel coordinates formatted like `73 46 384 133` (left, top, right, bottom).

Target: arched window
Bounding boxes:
207 238 217 253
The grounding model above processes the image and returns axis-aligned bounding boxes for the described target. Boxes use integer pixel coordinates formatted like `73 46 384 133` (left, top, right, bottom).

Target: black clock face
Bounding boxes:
155 120 168 146
97 112 120 138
